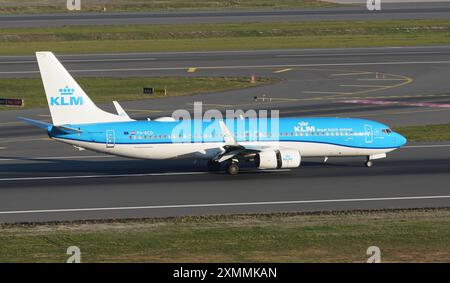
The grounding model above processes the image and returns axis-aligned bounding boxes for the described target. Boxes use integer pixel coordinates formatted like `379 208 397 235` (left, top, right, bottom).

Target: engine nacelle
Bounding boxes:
255 149 301 169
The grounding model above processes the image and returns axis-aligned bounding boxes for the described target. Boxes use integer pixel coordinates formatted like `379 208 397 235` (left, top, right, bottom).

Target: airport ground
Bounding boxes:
1 46 450 223
0 3 450 262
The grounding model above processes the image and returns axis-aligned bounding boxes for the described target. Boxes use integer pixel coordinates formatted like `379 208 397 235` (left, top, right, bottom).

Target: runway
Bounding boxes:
0 2 450 28
1 45 450 222
0 141 450 223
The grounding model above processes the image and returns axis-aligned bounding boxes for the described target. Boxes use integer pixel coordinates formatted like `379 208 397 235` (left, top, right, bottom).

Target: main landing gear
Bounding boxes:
227 162 239 175
207 159 240 175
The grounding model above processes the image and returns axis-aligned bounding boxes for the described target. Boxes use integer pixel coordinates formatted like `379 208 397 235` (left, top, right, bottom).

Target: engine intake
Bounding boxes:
255 149 301 169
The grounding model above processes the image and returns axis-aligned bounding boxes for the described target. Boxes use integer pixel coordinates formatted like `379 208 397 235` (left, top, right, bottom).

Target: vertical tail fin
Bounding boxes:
36 52 132 126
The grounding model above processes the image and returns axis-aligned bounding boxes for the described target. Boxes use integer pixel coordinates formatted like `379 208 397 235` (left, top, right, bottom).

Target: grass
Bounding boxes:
0 0 339 14
0 209 449 262
395 123 450 142
0 19 450 55
0 76 274 109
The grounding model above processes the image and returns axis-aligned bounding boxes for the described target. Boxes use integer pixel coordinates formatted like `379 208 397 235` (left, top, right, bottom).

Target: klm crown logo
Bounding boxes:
59 86 75 96
50 86 83 106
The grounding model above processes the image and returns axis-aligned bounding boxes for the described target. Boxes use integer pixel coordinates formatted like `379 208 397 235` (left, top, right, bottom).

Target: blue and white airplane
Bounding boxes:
19 52 407 175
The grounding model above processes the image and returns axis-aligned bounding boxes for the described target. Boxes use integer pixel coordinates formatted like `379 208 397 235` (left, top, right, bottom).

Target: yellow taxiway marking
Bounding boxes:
331 72 372 76
273 68 292 73
187 67 197 73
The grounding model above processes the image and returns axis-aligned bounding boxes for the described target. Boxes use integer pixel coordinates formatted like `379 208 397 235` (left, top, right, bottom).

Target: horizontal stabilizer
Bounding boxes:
17 116 82 133
17 117 52 129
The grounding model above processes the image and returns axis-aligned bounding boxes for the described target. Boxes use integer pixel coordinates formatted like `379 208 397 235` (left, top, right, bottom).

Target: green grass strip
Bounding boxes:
0 19 449 55
0 76 274 109
395 123 450 142
0 209 449 262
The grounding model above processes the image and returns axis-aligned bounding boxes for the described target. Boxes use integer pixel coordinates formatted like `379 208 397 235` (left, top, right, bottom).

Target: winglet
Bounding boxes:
219 121 238 146
113 101 130 118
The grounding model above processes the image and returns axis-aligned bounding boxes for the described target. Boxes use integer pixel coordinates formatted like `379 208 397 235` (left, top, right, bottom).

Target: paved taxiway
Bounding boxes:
0 2 449 28
1 46 450 222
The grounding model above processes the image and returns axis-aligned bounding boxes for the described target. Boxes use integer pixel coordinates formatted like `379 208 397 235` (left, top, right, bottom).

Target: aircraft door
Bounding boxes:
364 124 373 144
106 130 115 148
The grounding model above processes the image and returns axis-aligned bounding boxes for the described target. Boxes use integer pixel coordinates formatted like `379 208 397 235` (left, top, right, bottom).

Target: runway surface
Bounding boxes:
1 2 450 28
1 45 450 222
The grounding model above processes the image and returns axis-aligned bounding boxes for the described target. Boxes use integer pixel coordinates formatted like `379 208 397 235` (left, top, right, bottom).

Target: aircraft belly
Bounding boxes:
54 138 395 160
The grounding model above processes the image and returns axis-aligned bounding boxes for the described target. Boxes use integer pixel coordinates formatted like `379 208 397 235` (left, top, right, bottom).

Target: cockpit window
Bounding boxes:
382 129 392 134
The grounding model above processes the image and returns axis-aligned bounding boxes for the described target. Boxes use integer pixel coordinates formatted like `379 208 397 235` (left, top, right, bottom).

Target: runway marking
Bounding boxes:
0 137 50 144
0 195 449 215
4 50 448 65
357 78 406 81
124 109 163 113
303 91 350 95
340 99 450 109
0 147 6 150
0 155 114 161
2 60 450 75
340 84 391 88
0 58 157 64
404 144 450 148
0 121 23 126
332 72 372 76
355 107 450 117
0 170 291 182
273 68 292 73
275 51 450 58
187 67 197 73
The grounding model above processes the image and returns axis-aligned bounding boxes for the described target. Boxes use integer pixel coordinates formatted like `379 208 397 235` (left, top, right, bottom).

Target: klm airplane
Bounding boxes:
19 52 407 175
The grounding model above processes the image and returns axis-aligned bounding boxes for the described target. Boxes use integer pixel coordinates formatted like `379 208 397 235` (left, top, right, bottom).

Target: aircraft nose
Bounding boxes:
395 132 407 147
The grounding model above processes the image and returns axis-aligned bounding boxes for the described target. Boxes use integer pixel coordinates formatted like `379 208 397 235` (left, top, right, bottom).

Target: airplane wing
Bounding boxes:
213 121 276 163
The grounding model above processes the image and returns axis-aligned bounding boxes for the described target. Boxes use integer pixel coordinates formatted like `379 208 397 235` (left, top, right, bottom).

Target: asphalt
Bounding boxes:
1 45 450 222
0 2 450 28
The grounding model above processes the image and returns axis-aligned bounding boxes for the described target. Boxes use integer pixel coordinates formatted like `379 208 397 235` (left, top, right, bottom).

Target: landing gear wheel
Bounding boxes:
227 163 240 175
365 160 373 167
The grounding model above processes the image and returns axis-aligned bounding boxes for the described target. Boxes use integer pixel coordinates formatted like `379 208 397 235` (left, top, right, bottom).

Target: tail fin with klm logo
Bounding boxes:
35 51 133 126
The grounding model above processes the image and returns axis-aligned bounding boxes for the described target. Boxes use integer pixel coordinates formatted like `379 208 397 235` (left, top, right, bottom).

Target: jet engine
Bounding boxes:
255 149 301 169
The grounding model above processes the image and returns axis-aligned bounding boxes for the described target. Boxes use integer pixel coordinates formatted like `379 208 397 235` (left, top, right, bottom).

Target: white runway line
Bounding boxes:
0 171 210 181
404 144 450 148
0 155 114 161
0 195 449 215
0 169 291 182
2 60 450 75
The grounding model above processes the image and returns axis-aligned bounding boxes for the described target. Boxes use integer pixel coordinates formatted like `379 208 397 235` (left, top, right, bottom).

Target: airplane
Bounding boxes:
18 52 407 175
